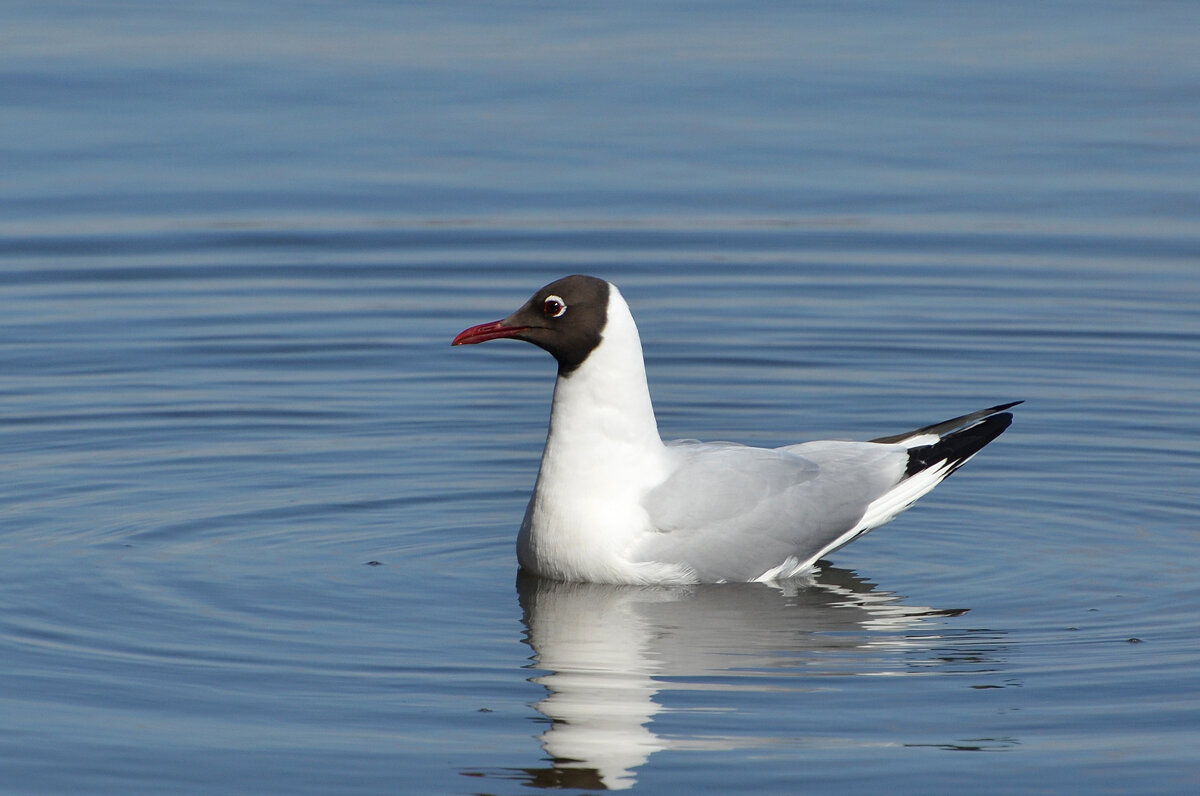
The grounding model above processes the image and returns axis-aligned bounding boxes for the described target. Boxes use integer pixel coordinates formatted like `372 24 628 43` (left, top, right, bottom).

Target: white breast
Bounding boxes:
516 285 685 583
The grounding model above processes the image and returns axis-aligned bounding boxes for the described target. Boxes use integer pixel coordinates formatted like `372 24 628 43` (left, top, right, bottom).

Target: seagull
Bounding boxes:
453 275 1018 585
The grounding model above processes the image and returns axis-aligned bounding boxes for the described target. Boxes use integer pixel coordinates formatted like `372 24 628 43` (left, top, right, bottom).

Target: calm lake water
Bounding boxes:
3 2 1198 793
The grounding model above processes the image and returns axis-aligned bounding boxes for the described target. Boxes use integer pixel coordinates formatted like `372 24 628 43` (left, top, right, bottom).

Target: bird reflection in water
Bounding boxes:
467 564 987 790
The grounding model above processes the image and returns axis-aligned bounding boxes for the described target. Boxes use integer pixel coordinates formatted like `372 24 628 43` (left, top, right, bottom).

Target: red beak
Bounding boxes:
452 319 530 346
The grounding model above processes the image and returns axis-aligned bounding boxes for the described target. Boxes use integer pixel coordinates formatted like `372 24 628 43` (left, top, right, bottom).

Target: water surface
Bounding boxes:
2 2 1198 793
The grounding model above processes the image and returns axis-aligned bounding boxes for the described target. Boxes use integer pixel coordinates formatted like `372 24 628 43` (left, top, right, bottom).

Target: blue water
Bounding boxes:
3 2 1199 793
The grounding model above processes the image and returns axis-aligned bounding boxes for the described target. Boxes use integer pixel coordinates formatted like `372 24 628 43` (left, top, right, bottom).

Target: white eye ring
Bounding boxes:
542 295 567 318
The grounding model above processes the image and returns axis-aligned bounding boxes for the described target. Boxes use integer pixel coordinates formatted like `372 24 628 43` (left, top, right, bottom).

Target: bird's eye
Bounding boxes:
542 295 567 318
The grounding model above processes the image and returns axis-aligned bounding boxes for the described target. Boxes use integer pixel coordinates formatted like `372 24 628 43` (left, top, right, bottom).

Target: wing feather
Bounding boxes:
636 440 908 581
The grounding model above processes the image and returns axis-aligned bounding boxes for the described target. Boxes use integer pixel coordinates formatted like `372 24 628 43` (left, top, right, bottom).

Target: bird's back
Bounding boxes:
635 439 909 582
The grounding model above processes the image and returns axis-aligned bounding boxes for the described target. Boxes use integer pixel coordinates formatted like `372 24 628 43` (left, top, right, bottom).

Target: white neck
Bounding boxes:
518 285 670 581
547 286 661 450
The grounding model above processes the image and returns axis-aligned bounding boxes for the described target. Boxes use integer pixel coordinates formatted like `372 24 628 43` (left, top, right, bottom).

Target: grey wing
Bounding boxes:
635 440 908 581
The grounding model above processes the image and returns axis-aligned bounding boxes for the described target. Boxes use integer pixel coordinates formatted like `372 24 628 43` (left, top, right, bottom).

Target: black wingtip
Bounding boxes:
903 410 1014 477
871 401 1023 445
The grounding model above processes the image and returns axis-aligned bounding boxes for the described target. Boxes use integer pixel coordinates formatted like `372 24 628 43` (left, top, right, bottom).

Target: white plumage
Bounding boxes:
454 275 1017 585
